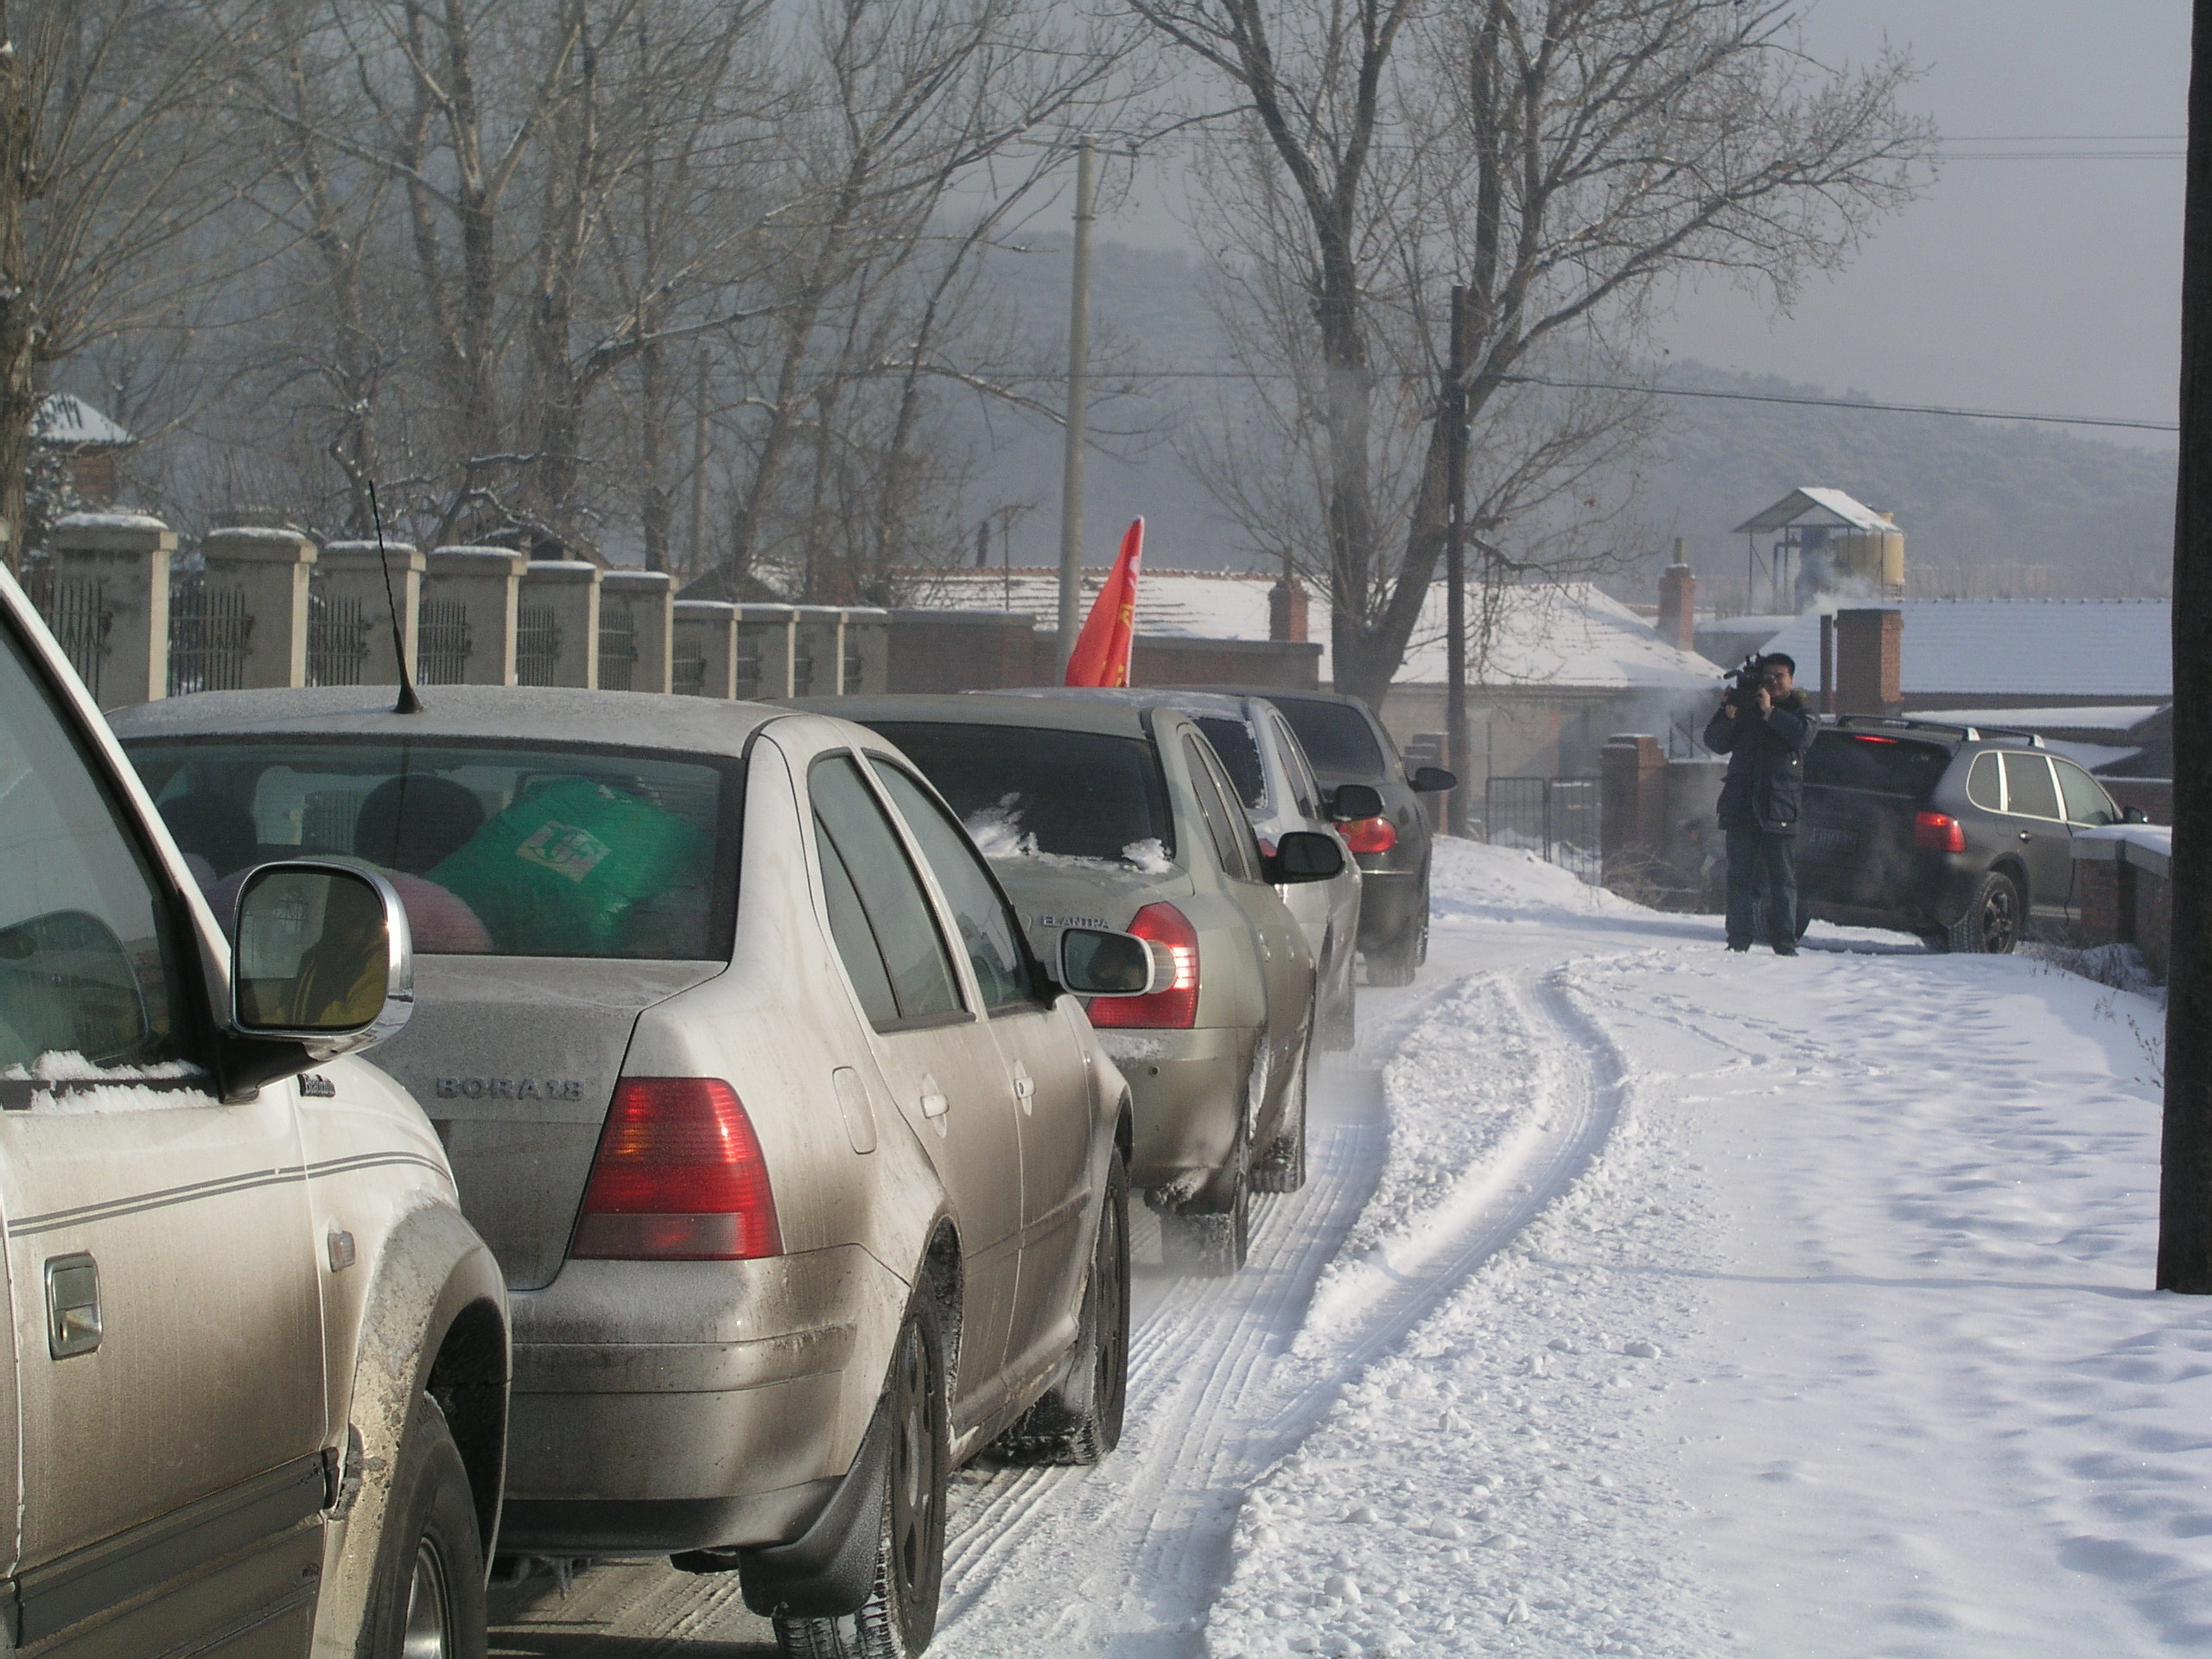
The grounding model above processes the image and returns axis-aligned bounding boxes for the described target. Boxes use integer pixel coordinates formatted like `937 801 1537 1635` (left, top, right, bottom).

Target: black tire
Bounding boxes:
1160 1116 1250 1277
774 1297 950 1659
1250 1032 1307 1195
995 1146 1130 1465
1364 921 1420 988
359 1394 487 1659
1947 869 2023 956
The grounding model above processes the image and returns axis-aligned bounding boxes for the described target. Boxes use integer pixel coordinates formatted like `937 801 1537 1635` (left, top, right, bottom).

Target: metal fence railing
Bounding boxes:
416 599 472 685
1483 774 1602 885
28 567 111 702
307 590 372 686
514 605 562 686
168 578 251 696
597 602 638 691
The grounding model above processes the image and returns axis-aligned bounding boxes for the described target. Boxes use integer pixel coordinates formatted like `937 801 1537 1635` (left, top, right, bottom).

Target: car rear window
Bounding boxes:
1268 696 1385 777
1193 715 1267 810
1804 732 1950 799
863 721 1173 868
125 740 736 960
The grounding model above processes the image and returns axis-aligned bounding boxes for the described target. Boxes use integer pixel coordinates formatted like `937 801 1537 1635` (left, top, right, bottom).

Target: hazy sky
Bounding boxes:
1093 1 2188 445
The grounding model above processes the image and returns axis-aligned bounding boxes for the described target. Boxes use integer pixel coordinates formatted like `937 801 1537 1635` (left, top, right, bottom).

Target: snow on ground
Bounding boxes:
1205 840 2202 1659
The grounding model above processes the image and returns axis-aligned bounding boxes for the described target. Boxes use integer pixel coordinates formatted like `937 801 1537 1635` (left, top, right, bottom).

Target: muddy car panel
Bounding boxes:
112 686 1129 1561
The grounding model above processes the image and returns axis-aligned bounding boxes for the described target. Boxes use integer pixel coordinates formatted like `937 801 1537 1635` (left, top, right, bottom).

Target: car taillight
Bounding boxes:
1088 902 1199 1029
571 1078 782 1261
1913 810 1966 854
1340 816 1397 855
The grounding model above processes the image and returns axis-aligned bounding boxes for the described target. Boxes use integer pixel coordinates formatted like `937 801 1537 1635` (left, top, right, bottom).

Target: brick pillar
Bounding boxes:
318 542 422 686
422 547 526 686
1269 573 1310 642
202 528 317 689
603 569 674 693
48 512 175 709
1834 607 1903 715
672 600 738 697
1656 542 1695 652
519 560 601 686
1601 734 1668 895
736 604 797 698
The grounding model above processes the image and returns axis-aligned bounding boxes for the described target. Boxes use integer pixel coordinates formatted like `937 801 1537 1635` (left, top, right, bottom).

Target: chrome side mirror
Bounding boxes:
1059 927 1168 996
232 862 413 1052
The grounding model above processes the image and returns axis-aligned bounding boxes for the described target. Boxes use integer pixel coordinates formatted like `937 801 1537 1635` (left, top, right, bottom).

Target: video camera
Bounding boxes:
1718 654 1765 713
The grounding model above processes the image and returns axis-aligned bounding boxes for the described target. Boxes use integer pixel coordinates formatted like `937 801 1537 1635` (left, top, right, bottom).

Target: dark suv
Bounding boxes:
1796 715 2144 953
1181 687 1455 985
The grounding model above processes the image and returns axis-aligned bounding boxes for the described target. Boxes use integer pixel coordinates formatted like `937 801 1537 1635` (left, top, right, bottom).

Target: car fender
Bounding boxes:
311 1197 508 1658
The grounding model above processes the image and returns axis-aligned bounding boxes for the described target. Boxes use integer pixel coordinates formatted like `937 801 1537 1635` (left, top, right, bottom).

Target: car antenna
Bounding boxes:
369 480 423 715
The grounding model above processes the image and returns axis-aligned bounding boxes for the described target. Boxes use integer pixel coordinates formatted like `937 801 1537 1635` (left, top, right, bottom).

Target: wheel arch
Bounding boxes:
1989 854 2031 908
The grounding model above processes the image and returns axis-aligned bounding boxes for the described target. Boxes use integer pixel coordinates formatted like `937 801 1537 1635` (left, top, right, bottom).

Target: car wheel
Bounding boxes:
1160 1118 1250 1277
1318 935 1357 1052
1364 921 1420 988
360 1394 486 1659
773 1296 950 1659
995 1144 1130 1465
1946 869 2022 956
1250 1027 1308 1195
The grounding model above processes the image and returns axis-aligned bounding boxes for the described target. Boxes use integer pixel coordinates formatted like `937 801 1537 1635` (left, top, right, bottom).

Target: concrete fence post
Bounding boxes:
736 604 797 699
318 542 422 685
421 547 526 685
48 512 175 709
518 561 601 687
202 528 317 689
791 606 847 696
602 569 674 693
841 607 891 695
672 600 738 698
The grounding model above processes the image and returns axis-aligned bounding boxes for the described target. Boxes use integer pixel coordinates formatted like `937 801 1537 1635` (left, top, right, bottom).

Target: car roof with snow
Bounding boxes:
798 692 1163 739
108 684 781 758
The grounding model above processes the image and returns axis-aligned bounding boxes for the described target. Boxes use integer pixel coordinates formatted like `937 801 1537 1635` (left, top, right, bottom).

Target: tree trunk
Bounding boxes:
2158 0 2212 1291
0 25 37 572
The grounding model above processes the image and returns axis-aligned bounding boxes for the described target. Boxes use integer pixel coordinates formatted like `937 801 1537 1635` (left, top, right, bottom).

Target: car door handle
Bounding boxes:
45 1252 101 1359
1012 1074 1035 1098
920 1091 950 1118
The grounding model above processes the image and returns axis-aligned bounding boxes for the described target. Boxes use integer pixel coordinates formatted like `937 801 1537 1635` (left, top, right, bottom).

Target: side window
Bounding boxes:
2001 752 2062 821
810 756 965 1028
1272 715 1318 819
1966 751 2003 813
869 760 1038 1014
2053 759 2117 827
1183 734 1257 881
0 623 195 1075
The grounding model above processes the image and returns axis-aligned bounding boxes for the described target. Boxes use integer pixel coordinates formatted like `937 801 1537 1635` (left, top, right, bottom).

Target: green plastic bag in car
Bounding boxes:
428 777 709 956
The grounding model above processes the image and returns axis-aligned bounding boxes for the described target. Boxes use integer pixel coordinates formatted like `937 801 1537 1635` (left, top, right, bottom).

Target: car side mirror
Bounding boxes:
1409 766 1458 794
1058 927 1167 996
1264 830 1345 885
1327 783 1384 822
2123 805 2151 824
225 864 413 1093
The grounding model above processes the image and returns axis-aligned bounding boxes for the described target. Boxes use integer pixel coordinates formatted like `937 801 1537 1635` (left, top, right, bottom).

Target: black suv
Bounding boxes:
1180 687 1455 984
1796 715 2145 953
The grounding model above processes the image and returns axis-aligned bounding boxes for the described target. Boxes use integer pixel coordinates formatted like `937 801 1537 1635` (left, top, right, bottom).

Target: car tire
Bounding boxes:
1364 921 1420 988
359 1393 486 1659
773 1295 950 1659
1250 1031 1307 1195
995 1145 1130 1465
1160 1118 1250 1277
1946 869 2023 956
1318 936 1357 1052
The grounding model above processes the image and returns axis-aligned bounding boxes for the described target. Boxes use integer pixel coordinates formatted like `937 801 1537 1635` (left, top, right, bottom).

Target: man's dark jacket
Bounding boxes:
1704 690 1816 835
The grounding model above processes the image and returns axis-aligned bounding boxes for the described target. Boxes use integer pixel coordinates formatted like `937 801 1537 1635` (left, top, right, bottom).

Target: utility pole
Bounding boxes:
1444 284 1471 837
2159 0 2212 1292
1056 134 1096 671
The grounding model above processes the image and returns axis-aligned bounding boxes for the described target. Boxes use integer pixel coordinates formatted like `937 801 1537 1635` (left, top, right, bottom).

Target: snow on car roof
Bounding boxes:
107 683 780 758
1760 600 2173 699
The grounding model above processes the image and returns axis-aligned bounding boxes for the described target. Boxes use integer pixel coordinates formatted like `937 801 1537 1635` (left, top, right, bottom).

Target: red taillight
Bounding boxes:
1913 810 1966 854
1088 902 1199 1029
571 1078 782 1261
1340 816 1397 855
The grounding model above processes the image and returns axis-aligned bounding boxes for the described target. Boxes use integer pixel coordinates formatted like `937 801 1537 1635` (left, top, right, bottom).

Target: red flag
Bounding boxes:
1065 518 1144 687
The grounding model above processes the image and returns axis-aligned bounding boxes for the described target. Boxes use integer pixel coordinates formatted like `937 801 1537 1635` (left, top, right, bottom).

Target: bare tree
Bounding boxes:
1135 0 1935 705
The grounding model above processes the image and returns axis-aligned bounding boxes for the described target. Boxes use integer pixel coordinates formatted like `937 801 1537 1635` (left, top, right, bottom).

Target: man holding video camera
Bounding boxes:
1703 652 1816 954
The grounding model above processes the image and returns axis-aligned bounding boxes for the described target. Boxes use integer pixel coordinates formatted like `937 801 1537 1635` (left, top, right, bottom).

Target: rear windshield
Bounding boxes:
1194 715 1267 810
125 740 736 959
863 721 1174 868
1804 732 1951 799
1268 696 1385 778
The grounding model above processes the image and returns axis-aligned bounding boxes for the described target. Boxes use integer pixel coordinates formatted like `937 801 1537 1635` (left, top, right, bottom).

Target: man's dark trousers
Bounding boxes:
1725 823 1797 950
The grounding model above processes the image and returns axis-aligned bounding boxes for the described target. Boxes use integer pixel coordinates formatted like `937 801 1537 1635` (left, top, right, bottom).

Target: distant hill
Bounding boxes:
950 238 2176 601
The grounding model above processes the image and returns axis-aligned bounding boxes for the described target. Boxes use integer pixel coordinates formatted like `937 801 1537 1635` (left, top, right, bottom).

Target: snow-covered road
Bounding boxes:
493 840 2200 1659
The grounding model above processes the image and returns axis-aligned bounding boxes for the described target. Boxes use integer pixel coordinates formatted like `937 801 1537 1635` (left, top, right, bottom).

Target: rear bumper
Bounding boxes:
498 1246 905 1554
1354 867 1427 951
1094 1025 1250 1190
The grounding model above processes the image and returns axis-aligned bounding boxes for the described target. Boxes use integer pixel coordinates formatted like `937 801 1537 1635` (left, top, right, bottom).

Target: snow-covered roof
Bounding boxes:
1732 487 1895 536
35 393 133 448
910 567 1722 690
1761 601 2172 699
